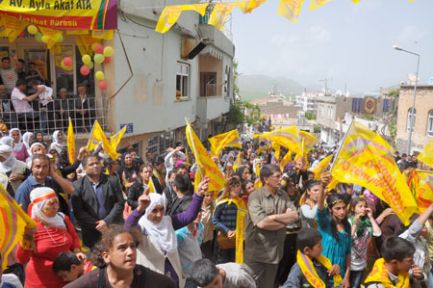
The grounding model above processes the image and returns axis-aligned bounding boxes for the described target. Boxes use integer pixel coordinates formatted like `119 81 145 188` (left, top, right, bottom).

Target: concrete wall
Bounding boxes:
396 85 433 153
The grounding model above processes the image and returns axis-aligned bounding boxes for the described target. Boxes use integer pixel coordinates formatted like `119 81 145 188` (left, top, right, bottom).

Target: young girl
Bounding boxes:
348 197 382 288
317 189 351 288
300 180 322 228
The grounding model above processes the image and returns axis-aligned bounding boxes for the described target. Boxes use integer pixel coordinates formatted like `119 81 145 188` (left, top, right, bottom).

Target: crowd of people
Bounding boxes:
0 123 431 288
0 56 96 133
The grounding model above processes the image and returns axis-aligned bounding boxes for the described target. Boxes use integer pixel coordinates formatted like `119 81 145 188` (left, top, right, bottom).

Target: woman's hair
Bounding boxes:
90 225 142 268
326 192 351 242
219 177 241 200
305 180 322 195
350 196 367 212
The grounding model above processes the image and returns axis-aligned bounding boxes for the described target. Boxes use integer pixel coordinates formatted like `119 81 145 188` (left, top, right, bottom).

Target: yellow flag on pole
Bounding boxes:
67 117 76 165
310 154 333 180
209 129 242 157
278 0 305 22
0 185 36 269
110 126 127 151
156 4 208 33
254 127 302 155
86 120 119 160
331 121 418 225
186 122 225 196
238 0 268 13
417 139 433 168
309 0 332 11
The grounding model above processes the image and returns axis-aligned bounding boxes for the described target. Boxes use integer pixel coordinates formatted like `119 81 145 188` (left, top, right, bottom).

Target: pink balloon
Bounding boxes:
103 57 111 64
94 44 104 54
80 65 90 76
63 57 73 67
98 80 107 91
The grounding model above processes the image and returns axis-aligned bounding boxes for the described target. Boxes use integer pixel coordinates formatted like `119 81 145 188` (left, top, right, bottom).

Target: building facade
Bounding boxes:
396 85 433 153
0 0 236 155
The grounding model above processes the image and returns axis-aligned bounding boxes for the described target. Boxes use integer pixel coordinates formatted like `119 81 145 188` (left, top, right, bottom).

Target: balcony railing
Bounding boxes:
0 97 107 134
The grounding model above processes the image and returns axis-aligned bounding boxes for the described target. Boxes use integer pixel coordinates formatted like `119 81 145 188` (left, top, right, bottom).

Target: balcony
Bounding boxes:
0 97 107 134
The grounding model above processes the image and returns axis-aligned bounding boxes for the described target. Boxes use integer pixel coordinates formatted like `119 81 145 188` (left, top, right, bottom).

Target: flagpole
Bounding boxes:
330 119 355 172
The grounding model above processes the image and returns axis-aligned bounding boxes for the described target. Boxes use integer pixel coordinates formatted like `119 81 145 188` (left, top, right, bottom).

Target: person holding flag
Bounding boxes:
127 163 161 210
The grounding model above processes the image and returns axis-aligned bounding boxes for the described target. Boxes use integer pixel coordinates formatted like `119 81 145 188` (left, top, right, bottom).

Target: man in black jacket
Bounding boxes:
71 155 125 248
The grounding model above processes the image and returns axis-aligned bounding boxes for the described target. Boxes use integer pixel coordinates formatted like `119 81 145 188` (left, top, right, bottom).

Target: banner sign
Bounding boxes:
0 0 117 30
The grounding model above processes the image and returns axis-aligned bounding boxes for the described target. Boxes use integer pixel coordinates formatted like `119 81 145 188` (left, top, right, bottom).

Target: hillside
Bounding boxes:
238 74 304 101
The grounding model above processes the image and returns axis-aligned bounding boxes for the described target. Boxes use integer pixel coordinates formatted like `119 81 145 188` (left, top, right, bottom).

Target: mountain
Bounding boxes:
238 74 304 101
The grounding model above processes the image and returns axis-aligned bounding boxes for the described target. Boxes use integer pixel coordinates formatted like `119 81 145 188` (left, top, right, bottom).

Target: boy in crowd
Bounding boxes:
52 252 94 284
189 258 256 288
282 228 341 288
364 236 419 287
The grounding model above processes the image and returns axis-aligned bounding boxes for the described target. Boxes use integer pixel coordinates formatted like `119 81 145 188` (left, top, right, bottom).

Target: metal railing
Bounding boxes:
0 97 107 134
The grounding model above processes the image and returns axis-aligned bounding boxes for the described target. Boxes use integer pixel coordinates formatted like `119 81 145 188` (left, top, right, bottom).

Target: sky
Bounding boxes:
231 0 433 94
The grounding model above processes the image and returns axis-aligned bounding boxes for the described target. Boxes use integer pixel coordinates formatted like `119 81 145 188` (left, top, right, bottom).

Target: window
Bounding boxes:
176 62 190 100
427 110 433 137
407 107 416 132
224 65 231 98
200 72 216 96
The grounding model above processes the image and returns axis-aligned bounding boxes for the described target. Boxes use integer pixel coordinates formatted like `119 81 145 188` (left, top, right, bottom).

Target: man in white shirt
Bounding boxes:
0 57 18 94
31 80 53 132
11 80 41 114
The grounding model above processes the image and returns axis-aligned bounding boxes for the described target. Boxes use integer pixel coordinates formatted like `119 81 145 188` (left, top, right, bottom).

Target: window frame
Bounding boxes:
427 110 433 137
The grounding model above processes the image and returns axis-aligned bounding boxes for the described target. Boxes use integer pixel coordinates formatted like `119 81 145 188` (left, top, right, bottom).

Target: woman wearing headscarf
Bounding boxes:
9 129 29 162
16 187 84 288
22 132 34 155
49 130 68 166
125 177 209 288
0 144 29 196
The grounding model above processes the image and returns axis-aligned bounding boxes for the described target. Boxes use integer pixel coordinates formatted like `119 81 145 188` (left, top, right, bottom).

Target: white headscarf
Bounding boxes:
138 193 177 254
0 136 13 148
49 130 66 154
29 187 65 229
22 132 34 150
9 128 24 152
0 144 16 173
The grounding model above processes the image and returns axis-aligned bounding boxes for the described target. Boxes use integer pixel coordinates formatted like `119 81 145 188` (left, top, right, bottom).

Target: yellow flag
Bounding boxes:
278 0 305 22
331 122 418 225
110 126 127 151
194 168 202 193
417 139 433 168
299 130 319 151
208 2 238 30
233 152 242 172
255 127 302 155
310 154 333 180
209 129 242 157
309 0 332 11
272 142 281 160
280 150 292 172
86 120 119 160
67 117 76 165
0 185 36 269
238 0 268 13
186 122 225 196
156 4 208 33
148 177 156 193
406 170 433 213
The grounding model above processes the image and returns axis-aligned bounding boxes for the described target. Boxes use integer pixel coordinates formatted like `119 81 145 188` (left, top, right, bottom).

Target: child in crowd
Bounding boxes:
283 227 342 288
348 197 382 288
52 252 94 284
364 236 419 287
